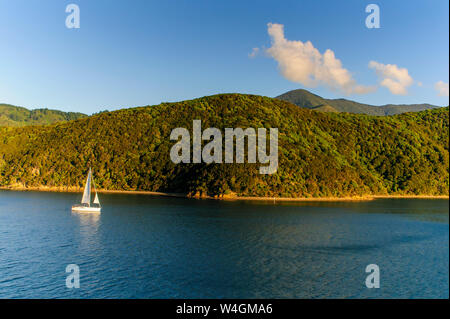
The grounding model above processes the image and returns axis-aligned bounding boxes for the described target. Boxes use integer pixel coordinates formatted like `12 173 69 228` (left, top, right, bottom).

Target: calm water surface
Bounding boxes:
0 190 448 298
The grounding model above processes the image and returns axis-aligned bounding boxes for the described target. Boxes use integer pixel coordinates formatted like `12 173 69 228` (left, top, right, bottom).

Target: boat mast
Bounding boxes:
81 167 92 207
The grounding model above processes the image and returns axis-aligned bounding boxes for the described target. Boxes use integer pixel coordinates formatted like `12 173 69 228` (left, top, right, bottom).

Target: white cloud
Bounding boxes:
368 61 413 95
435 81 449 97
264 23 375 95
248 47 260 58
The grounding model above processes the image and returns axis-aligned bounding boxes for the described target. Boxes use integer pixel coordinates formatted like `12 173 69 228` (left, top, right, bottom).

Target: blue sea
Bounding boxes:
0 190 448 298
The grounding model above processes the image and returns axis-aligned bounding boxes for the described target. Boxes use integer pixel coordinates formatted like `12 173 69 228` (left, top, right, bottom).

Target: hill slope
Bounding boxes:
0 94 448 198
0 104 87 127
276 89 439 115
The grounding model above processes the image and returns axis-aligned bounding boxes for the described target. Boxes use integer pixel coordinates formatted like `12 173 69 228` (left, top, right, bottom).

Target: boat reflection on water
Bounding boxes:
72 210 101 227
71 210 102 252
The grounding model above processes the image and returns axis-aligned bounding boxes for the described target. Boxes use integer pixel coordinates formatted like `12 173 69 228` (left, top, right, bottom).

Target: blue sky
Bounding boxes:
0 0 448 114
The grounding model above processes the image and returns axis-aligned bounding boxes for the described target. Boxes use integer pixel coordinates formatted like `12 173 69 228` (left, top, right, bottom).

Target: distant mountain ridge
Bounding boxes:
1 90 441 128
0 104 87 127
276 89 440 116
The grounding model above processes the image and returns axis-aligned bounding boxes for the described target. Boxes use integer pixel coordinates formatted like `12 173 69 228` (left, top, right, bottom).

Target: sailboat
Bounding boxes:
72 168 101 213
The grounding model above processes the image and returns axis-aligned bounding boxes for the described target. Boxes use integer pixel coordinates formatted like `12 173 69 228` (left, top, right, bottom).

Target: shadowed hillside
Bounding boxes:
0 94 448 198
276 89 439 115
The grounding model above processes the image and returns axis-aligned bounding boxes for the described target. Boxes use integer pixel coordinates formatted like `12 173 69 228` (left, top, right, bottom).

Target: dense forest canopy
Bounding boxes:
0 94 448 198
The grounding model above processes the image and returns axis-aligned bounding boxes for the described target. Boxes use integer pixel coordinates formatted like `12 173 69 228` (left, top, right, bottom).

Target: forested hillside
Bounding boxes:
0 104 87 127
0 94 448 198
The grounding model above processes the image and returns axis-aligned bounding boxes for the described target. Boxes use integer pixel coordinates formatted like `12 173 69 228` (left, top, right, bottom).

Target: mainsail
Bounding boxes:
81 168 92 205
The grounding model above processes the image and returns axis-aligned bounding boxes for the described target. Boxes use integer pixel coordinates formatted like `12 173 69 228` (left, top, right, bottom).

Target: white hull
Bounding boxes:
71 205 101 213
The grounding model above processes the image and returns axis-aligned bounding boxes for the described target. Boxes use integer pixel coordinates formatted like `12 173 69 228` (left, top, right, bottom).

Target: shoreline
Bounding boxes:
0 186 448 201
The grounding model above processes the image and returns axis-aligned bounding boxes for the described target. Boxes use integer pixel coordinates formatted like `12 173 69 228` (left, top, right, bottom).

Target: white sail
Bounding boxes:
91 172 100 206
93 192 100 205
81 168 92 205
